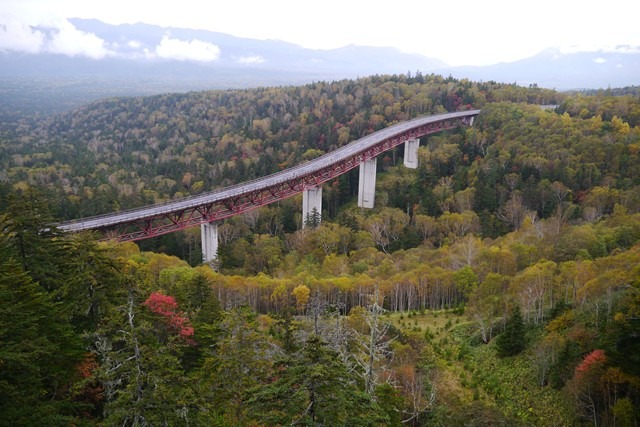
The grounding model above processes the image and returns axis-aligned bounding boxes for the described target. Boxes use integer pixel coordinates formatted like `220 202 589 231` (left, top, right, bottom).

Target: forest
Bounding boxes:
1 74 640 426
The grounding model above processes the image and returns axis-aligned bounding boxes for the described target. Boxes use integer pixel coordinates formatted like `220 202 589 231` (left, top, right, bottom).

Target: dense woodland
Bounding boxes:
1 75 640 426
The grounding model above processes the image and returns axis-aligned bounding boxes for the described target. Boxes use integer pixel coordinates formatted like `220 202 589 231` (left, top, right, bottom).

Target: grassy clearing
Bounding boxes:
385 309 575 426
385 308 467 333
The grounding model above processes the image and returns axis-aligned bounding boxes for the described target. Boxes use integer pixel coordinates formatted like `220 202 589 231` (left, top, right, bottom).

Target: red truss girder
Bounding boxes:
97 116 470 242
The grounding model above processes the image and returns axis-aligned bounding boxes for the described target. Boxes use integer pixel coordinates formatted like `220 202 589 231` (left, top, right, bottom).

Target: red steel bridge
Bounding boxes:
58 110 480 242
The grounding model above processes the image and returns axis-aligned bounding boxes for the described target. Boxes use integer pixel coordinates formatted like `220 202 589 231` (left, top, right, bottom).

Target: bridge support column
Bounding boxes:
302 186 322 228
403 137 420 169
201 222 218 264
358 158 377 208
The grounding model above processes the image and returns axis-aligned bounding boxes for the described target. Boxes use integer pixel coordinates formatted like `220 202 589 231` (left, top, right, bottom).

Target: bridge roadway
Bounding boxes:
57 110 480 241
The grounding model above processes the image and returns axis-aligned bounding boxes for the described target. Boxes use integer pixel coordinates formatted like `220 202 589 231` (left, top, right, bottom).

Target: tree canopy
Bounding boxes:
1 74 640 425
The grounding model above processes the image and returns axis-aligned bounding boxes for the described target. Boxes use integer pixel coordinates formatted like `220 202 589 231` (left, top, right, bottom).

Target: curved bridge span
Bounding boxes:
59 110 480 243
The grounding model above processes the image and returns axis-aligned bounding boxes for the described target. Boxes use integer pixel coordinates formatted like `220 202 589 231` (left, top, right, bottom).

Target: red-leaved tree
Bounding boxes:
143 292 194 342
568 349 607 425
575 349 606 379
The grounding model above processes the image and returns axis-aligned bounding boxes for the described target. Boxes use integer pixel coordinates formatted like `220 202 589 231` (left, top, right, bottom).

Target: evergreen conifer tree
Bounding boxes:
0 257 85 425
496 305 526 357
304 207 321 228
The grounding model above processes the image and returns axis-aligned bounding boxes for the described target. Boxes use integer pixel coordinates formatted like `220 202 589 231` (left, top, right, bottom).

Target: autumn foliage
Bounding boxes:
74 353 103 418
143 292 194 340
575 349 607 379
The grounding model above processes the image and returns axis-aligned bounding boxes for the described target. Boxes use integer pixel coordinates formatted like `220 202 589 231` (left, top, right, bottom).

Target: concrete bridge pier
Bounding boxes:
403 137 420 169
302 186 322 228
201 221 219 263
358 158 377 208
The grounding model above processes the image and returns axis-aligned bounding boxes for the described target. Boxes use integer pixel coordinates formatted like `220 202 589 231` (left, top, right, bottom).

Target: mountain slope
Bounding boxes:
0 18 638 117
444 48 640 89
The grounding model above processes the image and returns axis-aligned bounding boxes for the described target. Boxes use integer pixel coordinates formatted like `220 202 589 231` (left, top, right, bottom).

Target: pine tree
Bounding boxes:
304 206 321 228
495 305 526 357
247 334 388 425
0 258 85 426
1 188 67 292
199 308 273 423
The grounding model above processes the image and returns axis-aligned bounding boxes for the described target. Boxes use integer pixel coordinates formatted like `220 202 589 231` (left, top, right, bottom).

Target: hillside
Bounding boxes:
1 77 640 425
0 74 561 221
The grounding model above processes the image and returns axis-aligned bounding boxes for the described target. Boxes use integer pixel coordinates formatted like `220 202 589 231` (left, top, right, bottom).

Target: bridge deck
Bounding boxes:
57 110 480 238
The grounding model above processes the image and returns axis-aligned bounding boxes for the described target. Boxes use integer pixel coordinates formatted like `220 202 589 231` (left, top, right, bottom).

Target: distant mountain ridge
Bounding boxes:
439 47 640 90
0 18 638 116
1 18 444 79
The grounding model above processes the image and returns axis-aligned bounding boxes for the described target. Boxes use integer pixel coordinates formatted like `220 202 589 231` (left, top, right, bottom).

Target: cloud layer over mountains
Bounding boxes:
0 17 224 62
1 18 638 91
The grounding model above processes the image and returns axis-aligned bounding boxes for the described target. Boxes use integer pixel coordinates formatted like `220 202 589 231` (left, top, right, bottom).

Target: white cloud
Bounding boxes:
2 0 640 66
559 44 640 55
44 18 111 59
611 45 640 54
127 40 142 49
593 57 607 64
235 55 265 64
0 13 112 59
154 35 220 62
0 19 45 53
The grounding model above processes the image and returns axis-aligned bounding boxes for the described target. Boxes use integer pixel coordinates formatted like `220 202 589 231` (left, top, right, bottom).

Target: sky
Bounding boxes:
1 0 639 66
